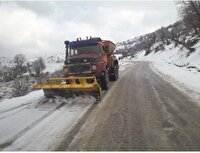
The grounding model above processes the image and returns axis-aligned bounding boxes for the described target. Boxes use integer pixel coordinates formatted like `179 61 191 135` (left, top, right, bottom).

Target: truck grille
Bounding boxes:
68 64 91 74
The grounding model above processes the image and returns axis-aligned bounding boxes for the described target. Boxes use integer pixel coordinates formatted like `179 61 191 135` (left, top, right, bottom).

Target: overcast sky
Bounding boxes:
0 1 178 58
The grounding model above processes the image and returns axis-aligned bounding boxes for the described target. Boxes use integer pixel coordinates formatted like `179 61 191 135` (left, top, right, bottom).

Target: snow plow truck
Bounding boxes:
34 37 119 101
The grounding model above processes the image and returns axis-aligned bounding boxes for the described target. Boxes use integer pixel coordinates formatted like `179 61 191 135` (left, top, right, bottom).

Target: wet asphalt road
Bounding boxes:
59 62 200 151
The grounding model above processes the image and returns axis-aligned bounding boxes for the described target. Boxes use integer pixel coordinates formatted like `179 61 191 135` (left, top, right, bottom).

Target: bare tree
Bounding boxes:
13 54 27 76
155 27 171 44
169 22 195 56
178 1 200 36
143 33 156 55
26 62 34 76
32 57 46 77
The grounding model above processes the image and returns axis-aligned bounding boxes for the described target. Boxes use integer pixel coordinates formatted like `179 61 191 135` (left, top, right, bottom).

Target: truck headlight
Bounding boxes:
91 65 97 70
63 67 68 75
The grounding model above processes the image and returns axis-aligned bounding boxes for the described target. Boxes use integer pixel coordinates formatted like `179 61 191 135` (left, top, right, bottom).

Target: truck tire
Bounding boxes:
100 71 109 90
109 67 118 81
109 75 113 81
115 69 119 80
109 75 115 81
112 73 117 81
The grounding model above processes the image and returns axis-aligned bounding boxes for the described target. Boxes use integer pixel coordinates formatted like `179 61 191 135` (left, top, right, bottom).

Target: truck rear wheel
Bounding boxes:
100 71 109 90
114 69 119 80
109 68 118 81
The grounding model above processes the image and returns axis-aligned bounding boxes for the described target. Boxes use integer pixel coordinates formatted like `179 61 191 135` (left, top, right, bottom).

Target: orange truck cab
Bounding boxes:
63 37 119 90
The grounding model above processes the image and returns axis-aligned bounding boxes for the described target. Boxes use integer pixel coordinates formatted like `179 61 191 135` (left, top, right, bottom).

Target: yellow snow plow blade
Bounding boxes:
34 76 101 101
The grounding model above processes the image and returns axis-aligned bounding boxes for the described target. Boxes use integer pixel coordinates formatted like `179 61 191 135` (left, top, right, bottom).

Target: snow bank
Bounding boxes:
119 61 133 72
3 95 95 151
0 90 44 113
134 42 200 95
0 89 95 151
114 54 122 60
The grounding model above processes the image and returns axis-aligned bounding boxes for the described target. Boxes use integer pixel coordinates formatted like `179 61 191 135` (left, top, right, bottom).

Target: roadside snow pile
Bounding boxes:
120 56 135 62
0 89 96 113
68 95 96 104
114 54 122 60
134 42 200 93
119 61 133 72
0 91 95 151
0 90 44 113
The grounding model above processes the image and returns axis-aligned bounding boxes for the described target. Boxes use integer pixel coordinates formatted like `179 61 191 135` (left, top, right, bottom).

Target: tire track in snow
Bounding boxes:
56 103 97 150
0 106 27 120
56 65 132 150
0 101 66 150
0 103 31 115
56 81 116 151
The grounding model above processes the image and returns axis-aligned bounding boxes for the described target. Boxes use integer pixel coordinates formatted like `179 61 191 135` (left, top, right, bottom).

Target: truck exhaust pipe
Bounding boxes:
64 40 69 59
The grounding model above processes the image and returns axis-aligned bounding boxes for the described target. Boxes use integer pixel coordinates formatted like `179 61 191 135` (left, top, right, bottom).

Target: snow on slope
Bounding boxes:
29 54 64 73
45 62 63 73
0 53 65 72
133 42 200 97
119 61 133 72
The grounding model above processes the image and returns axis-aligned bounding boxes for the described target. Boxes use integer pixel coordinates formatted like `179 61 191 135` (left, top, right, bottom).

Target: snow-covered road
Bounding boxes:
0 61 132 151
0 90 95 151
67 62 200 151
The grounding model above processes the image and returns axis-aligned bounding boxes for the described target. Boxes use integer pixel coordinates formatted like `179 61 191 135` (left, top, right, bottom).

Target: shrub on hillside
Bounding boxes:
12 76 31 97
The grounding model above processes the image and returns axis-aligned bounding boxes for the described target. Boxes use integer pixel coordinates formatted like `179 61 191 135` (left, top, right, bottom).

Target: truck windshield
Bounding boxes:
69 45 100 56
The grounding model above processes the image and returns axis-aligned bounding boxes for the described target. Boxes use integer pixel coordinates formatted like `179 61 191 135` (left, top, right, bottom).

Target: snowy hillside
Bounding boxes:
119 41 200 97
135 42 200 72
115 6 200 97
0 57 12 66
43 55 64 73
0 54 64 74
0 54 65 101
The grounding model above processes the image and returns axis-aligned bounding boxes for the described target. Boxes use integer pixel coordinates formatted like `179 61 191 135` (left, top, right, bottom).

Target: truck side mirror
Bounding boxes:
64 41 69 45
